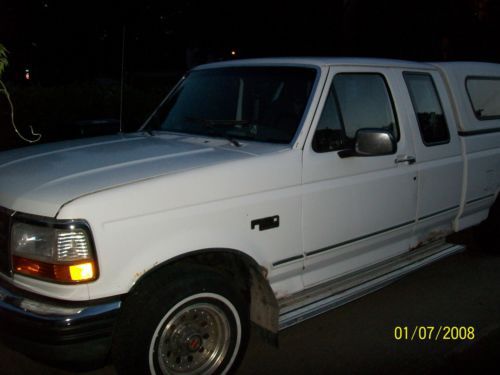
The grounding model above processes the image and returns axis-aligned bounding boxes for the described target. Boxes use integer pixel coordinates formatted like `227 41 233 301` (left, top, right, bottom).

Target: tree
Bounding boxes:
0 44 7 77
0 43 41 144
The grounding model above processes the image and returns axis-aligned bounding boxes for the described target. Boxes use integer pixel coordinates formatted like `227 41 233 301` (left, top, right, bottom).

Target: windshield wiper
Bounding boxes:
185 117 250 147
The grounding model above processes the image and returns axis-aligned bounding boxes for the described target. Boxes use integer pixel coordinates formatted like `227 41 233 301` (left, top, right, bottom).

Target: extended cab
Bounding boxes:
0 58 499 374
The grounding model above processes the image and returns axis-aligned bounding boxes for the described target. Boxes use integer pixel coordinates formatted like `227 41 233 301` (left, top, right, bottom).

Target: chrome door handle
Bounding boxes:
395 155 416 164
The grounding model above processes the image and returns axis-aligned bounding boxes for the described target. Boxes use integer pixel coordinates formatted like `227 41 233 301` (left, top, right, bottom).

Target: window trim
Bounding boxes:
311 82 349 153
312 72 400 154
403 72 451 147
465 76 500 121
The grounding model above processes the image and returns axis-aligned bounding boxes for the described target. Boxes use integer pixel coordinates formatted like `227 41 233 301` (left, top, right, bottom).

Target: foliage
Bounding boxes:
0 40 172 151
9 83 164 130
0 82 168 151
0 42 42 144
0 43 8 78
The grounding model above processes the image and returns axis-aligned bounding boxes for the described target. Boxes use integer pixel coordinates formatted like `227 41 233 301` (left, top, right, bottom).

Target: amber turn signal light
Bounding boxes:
13 256 96 283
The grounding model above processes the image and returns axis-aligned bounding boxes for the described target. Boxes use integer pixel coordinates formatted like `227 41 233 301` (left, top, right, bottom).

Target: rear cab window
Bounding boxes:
404 72 450 146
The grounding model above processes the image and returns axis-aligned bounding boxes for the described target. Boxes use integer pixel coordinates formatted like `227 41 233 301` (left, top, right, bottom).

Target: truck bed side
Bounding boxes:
433 62 500 230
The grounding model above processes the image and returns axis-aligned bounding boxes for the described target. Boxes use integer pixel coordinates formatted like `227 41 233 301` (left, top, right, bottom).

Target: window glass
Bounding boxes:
313 73 398 153
148 67 317 144
466 77 500 120
334 74 398 139
404 73 450 145
312 90 346 152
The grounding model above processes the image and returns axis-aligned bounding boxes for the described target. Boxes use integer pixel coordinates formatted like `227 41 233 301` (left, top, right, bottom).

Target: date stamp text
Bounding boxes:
393 326 475 341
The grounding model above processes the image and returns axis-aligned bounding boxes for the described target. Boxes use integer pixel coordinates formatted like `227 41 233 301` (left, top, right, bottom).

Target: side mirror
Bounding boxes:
339 128 396 158
355 128 396 156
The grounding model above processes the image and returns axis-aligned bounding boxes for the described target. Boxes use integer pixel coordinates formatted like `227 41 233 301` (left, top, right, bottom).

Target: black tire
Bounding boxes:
112 265 249 374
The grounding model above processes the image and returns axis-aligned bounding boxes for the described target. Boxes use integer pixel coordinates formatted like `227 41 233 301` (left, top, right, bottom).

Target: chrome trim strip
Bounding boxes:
466 194 495 205
279 243 464 330
418 205 460 221
273 219 416 267
305 220 415 257
458 128 500 136
272 255 304 268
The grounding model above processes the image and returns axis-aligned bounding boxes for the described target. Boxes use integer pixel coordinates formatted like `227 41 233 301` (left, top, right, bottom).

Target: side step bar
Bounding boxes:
278 241 465 330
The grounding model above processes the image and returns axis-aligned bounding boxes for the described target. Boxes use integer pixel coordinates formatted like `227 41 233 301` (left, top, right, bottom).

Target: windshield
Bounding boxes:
146 67 317 144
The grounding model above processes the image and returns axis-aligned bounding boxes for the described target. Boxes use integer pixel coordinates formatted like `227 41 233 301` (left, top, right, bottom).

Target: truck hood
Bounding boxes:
0 133 286 217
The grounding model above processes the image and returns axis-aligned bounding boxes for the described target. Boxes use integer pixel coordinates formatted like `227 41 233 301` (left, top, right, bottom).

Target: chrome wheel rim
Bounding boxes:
156 302 231 374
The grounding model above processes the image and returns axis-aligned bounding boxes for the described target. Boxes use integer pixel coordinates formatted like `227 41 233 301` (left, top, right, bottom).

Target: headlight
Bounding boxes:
10 216 98 284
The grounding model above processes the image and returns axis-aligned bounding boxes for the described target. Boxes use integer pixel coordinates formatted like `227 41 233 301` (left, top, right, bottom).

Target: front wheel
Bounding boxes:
149 292 242 374
113 267 249 374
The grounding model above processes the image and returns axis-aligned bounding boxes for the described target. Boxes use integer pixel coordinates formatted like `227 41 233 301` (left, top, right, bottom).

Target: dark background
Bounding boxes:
1 0 500 150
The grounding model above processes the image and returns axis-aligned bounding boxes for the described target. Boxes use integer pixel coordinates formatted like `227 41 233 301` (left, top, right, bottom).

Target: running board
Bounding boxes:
278 241 465 330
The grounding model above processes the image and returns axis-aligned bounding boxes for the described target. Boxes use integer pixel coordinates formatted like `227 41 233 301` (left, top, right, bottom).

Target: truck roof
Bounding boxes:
194 57 434 70
195 57 500 133
195 57 500 74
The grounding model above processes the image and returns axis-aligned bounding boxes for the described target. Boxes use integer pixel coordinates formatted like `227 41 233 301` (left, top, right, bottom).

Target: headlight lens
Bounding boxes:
10 220 97 283
12 223 93 262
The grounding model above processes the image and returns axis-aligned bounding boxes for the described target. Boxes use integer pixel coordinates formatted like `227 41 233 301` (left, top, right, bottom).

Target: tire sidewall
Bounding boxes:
112 268 249 375
148 292 242 375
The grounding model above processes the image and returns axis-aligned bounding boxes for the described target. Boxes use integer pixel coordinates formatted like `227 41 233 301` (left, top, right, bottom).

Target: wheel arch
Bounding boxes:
128 248 280 335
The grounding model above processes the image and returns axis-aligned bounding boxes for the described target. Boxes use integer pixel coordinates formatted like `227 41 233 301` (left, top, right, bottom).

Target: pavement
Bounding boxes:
1 230 500 374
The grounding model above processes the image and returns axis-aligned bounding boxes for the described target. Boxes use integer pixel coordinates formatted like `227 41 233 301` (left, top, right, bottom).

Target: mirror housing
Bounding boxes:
339 128 396 158
355 128 396 156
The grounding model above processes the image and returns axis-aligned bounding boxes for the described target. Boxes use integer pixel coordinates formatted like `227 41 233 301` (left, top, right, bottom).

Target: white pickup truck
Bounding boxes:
0 58 499 374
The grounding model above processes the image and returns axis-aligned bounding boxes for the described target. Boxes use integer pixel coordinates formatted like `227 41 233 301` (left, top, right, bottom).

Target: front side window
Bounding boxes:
404 73 450 145
313 73 398 153
466 77 500 120
147 67 317 144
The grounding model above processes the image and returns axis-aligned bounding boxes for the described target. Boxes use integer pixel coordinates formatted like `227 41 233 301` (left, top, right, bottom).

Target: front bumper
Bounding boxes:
0 278 121 366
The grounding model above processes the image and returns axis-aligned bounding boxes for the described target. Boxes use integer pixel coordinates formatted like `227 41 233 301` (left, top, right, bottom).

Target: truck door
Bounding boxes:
402 71 462 245
301 67 418 287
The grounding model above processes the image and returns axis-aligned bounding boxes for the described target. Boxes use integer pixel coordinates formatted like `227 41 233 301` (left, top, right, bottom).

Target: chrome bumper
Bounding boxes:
0 279 121 365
